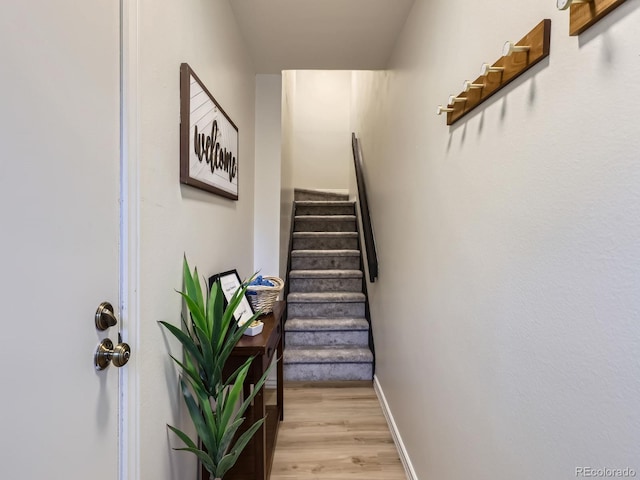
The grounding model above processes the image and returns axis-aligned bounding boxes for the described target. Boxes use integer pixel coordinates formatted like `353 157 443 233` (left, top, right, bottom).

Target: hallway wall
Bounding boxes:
255 74 282 276
137 1 257 479
352 2 640 479
280 70 353 276
280 71 296 278
281 70 353 191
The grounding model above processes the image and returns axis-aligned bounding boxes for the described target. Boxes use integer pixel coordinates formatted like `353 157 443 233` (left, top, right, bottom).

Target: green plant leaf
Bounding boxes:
167 424 198 450
158 320 204 367
215 383 230 422
216 285 248 351
168 354 205 393
178 314 211 392
182 258 202 315
192 321 214 386
220 357 253 390
211 280 224 347
215 417 244 462
206 284 216 350
236 360 276 420
218 362 250 438
192 267 206 324
194 381 220 450
178 291 207 333
180 378 215 453
181 373 214 417
215 418 265 478
174 447 215 474
214 318 257 380
211 363 225 392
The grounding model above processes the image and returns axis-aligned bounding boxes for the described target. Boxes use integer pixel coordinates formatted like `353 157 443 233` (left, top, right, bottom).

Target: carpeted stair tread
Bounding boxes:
289 269 363 293
284 346 373 364
286 317 369 331
287 292 366 303
292 232 359 250
290 251 360 270
295 201 356 216
293 232 358 238
295 201 354 207
289 269 363 279
294 215 356 233
291 249 360 257
295 215 355 220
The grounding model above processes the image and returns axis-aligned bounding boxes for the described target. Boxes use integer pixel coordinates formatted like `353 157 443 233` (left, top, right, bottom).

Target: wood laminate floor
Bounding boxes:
269 383 407 479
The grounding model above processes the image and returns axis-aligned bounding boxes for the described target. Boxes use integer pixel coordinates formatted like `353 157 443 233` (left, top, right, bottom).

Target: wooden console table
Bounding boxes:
202 301 284 480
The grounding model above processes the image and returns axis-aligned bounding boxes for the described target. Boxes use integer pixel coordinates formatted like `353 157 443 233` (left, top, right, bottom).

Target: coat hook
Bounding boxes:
463 80 484 92
557 0 592 10
448 95 467 105
503 41 531 56
437 105 454 115
480 63 505 76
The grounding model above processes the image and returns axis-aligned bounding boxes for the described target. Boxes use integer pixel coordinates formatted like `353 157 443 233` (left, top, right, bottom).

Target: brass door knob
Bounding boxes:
95 338 131 370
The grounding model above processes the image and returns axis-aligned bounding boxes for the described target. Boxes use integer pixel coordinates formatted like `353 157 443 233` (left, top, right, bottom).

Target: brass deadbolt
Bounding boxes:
95 302 118 331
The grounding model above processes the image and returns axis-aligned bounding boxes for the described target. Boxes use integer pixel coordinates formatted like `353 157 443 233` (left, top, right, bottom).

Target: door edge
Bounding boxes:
120 0 140 479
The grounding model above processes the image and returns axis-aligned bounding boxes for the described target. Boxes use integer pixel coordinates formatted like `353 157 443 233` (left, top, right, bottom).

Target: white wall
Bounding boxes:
137 1 256 479
352 2 640 479
254 74 282 276
280 71 296 279
282 70 353 191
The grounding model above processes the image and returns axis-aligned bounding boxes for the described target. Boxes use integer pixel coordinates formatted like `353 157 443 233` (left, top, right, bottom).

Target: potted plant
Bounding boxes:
160 258 272 480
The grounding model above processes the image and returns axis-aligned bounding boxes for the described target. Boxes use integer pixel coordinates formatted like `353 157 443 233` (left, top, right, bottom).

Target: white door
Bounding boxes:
0 1 123 479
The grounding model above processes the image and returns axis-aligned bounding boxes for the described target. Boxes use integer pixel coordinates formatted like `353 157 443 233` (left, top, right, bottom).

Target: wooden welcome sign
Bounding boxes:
180 63 239 200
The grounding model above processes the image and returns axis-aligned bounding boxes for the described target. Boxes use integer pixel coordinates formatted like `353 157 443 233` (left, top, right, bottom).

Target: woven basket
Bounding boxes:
247 276 284 314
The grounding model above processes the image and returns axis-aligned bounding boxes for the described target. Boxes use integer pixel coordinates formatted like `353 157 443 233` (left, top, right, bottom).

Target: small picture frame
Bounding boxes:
208 269 254 326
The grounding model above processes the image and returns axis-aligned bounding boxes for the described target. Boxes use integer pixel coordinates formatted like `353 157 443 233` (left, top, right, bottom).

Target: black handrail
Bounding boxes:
282 200 297 331
351 133 378 283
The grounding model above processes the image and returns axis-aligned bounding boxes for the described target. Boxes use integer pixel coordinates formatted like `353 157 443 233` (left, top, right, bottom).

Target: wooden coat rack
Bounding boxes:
567 0 627 36
439 19 551 126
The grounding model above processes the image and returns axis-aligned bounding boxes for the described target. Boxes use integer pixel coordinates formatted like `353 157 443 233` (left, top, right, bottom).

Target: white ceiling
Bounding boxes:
229 0 416 73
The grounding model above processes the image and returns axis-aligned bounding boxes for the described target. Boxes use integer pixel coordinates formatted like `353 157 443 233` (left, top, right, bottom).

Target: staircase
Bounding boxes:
283 189 374 382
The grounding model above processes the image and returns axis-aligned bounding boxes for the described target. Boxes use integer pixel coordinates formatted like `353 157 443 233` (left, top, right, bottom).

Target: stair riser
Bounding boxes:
291 256 360 270
288 302 365 318
289 277 362 293
284 363 372 382
294 219 356 232
286 330 369 347
295 191 348 201
296 205 355 216
292 237 358 250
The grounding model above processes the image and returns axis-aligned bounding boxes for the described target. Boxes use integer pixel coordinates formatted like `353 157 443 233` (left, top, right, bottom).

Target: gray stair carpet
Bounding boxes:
289 269 363 292
294 215 357 232
294 188 349 202
286 318 370 346
284 346 373 381
284 190 374 382
291 250 360 270
296 201 355 216
292 232 359 250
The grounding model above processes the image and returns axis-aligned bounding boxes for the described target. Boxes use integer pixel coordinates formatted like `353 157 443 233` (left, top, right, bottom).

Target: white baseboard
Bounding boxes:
373 375 419 480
